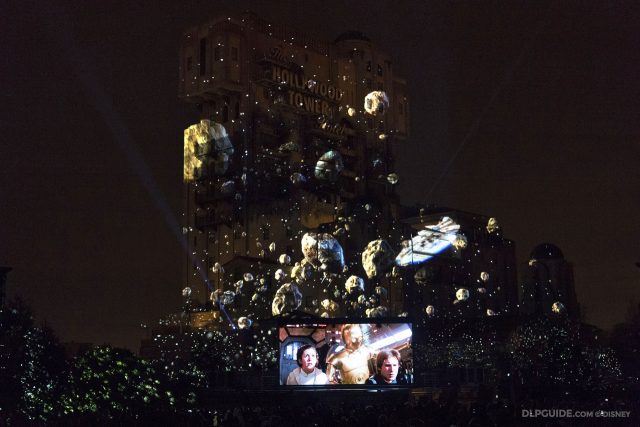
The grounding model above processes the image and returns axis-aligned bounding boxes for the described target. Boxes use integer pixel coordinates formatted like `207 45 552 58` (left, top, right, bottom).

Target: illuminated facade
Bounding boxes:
178 13 409 316
175 13 522 332
398 207 519 320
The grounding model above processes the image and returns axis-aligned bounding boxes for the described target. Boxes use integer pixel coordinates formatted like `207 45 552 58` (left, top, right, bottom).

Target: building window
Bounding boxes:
199 38 207 75
377 64 383 76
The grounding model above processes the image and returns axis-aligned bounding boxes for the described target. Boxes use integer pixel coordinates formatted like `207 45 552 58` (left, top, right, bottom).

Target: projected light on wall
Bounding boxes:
395 216 464 266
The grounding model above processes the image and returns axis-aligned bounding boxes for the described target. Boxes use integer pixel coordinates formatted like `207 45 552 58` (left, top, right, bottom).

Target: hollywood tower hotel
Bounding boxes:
178 12 409 319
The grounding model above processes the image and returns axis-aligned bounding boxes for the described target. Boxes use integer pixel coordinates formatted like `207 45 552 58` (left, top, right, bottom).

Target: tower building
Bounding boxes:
175 13 520 332
178 13 409 315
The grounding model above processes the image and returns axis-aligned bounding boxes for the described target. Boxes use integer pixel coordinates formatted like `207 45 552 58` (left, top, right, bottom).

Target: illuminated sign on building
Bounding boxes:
267 48 344 119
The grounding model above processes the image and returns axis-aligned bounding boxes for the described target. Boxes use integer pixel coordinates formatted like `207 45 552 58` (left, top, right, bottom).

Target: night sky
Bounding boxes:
2 1 639 351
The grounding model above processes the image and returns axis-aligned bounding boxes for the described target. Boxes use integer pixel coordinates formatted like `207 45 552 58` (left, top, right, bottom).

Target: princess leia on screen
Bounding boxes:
286 344 329 385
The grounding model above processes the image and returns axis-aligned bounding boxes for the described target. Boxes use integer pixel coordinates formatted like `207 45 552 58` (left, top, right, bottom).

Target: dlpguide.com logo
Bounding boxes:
522 409 631 418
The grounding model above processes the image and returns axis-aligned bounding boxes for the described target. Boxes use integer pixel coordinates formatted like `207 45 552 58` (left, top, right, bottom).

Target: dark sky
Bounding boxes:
1 1 639 351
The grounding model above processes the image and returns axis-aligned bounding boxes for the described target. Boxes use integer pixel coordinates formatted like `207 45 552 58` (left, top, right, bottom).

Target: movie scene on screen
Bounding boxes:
279 321 413 387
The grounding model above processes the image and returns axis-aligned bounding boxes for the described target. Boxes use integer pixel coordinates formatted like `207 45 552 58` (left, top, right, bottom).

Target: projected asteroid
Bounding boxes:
364 90 389 115
271 283 303 316
362 239 395 278
455 288 470 302
301 232 344 273
183 120 234 181
425 305 435 316
486 217 500 234
314 150 344 181
552 301 565 314
345 275 365 294
237 317 252 329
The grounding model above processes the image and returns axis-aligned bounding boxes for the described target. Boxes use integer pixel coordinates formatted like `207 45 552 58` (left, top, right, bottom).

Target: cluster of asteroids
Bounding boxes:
184 213 505 329
181 89 563 328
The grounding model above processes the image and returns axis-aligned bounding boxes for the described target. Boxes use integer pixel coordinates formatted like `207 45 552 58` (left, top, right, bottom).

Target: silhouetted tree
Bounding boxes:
609 303 640 386
508 316 622 396
61 345 165 421
0 298 67 423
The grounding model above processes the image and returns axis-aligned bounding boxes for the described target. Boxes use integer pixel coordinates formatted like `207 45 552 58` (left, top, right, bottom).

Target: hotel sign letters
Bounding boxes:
267 48 344 117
